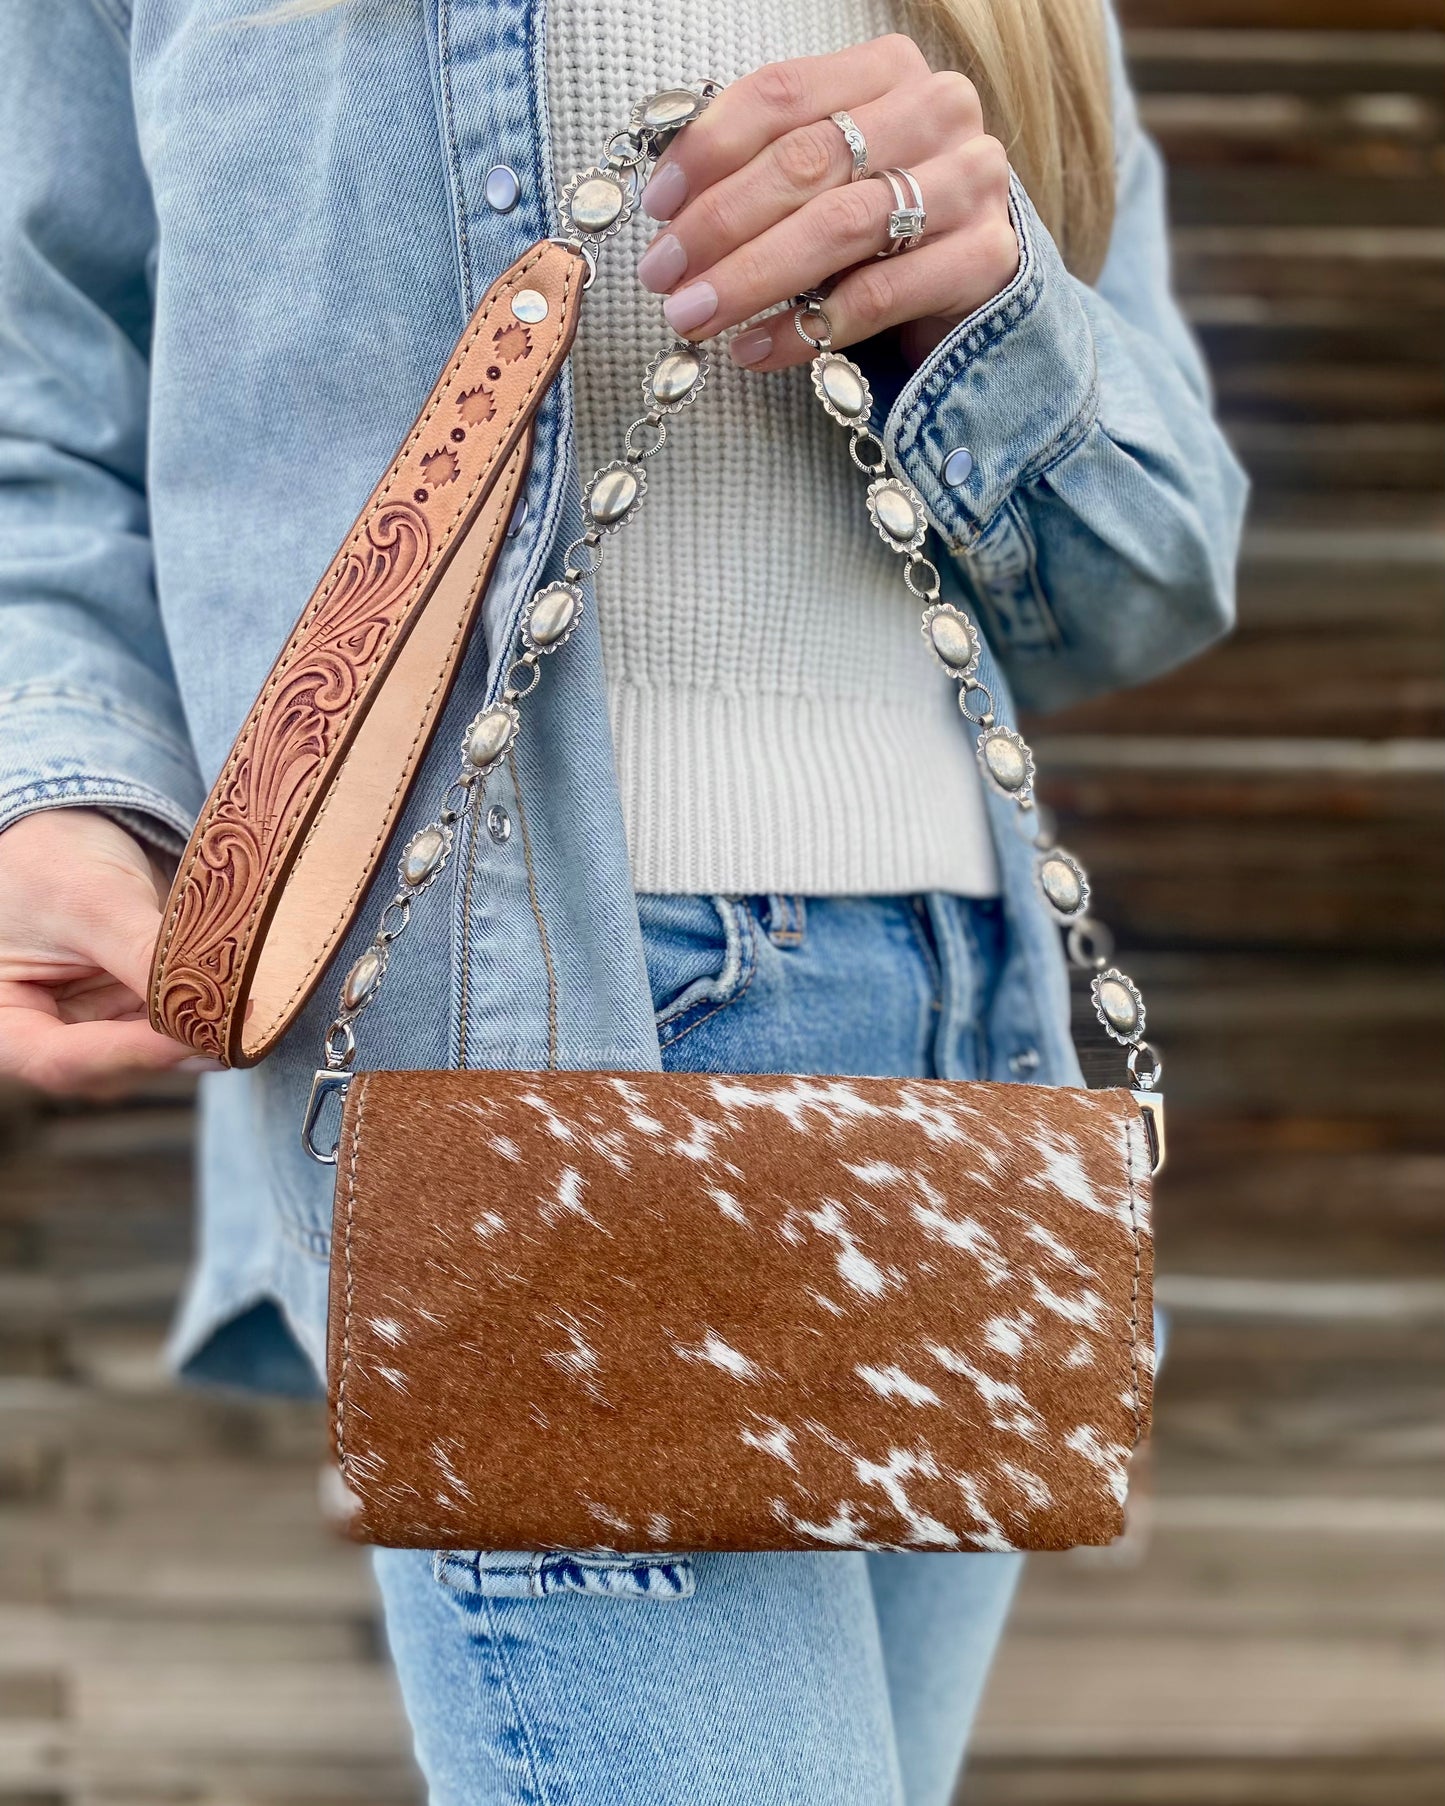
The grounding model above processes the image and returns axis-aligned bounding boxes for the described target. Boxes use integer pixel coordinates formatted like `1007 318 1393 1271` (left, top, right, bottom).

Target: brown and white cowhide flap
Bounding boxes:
326 1069 1154 1553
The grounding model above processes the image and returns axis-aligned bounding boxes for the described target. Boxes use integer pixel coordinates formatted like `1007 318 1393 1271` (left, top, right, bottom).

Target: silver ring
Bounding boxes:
870 166 926 256
828 110 869 183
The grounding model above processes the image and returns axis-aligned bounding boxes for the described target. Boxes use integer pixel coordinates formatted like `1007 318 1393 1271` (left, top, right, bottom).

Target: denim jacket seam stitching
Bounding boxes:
508 748 560 1069
933 376 1095 560
893 259 1047 463
905 325 1093 550
0 774 193 828
965 503 1063 656
278 1217 332 1260
1016 366 1101 488
0 682 198 764
454 806 483 1069
435 0 474 317
84 0 131 55
1122 1109 1146 1446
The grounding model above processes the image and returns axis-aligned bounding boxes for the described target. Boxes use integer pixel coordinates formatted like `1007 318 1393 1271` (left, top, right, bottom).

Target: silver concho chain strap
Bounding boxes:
305 83 1164 1171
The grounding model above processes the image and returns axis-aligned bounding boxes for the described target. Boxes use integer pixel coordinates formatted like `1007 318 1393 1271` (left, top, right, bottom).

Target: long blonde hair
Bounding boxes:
907 0 1115 281
253 0 1115 281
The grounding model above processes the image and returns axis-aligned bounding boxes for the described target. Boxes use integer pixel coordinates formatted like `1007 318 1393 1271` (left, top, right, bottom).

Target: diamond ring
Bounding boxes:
828 110 870 183
869 167 926 256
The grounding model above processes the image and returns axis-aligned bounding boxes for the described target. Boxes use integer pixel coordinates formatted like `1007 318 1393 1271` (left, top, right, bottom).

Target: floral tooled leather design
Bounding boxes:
149 240 587 1062
154 503 431 1056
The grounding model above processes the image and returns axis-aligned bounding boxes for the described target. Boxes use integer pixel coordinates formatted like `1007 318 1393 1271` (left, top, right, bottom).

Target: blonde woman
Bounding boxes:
0 0 1243 1799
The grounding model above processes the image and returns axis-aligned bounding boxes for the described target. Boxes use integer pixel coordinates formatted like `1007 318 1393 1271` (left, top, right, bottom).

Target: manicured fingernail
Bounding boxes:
636 232 687 294
663 280 717 336
180 1056 225 1073
729 326 772 368
640 161 687 220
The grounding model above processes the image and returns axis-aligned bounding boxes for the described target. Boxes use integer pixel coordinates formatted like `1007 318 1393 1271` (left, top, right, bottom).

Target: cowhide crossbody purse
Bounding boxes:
148 84 1162 1555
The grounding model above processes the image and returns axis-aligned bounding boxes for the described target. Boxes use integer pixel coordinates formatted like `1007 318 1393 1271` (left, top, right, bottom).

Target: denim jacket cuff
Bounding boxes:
0 682 203 847
883 175 1099 550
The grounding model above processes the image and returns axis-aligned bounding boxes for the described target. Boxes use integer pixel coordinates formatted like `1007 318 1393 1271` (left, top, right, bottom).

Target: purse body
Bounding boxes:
327 1068 1154 1553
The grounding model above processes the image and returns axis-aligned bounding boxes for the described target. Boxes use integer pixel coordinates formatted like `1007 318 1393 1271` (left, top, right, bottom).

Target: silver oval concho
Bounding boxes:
629 86 708 149
397 821 454 895
585 459 647 533
920 603 980 682
1091 968 1145 1045
645 342 709 415
522 581 584 655
461 701 520 774
1034 848 1090 923
341 944 387 1015
560 165 634 242
975 725 1036 802
810 353 872 427
865 476 927 555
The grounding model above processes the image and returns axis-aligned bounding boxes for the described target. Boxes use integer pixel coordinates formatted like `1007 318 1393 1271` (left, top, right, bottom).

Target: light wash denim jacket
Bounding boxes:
0 1 1243 1587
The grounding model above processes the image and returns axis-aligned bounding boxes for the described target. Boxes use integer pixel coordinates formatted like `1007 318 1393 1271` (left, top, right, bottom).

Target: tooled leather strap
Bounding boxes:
149 239 589 1067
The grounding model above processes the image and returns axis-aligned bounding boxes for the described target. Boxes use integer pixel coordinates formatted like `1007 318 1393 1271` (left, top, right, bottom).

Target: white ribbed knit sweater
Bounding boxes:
545 0 999 897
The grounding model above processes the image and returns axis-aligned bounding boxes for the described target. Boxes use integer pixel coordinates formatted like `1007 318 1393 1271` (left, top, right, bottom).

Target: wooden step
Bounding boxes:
1154 1131 1445 1277
1211 360 1444 426
1121 2 1445 32
1220 421 1445 492
1166 164 1444 229
1040 628 1444 741
1033 748 1445 951
1129 26 1445 99
1173 227 1445 324
1144 96 1442 181
963 1755 1445 1805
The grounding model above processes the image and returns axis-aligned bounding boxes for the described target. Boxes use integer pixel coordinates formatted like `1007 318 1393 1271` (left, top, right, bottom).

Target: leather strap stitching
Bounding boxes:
150 243 580 1050
251 439 530 1049
152 242 561 1019
1121 1103 1145 1446
335 1069 370 1490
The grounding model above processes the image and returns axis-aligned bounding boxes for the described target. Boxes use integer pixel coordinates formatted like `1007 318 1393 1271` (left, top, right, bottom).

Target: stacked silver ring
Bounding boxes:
870 166 926 256
828 110 869 183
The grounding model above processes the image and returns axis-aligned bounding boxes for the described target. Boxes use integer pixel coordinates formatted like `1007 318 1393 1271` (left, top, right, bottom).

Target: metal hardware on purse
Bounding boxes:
305 84 1164 1177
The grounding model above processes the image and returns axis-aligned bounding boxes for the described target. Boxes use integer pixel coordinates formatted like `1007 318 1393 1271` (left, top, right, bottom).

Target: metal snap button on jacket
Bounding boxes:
484 165 521 212
942 445 974 487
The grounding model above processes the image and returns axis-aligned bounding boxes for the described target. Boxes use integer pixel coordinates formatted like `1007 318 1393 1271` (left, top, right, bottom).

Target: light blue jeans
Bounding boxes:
373 893 1024 1806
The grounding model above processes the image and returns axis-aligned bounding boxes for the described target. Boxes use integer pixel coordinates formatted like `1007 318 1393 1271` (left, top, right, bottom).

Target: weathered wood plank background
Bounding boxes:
2 1 1442 1800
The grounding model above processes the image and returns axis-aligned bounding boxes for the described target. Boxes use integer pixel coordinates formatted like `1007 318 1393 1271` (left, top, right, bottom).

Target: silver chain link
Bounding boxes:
318 92 721 1081
796 287 1158 1097
309 83 1160 1164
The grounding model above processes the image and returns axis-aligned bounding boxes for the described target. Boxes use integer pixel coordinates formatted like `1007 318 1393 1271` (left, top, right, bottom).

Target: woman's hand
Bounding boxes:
0 809 215 1096
635 36 1020 371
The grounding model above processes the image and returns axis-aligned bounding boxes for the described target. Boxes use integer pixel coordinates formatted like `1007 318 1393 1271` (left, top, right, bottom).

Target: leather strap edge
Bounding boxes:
148 240 587 1062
